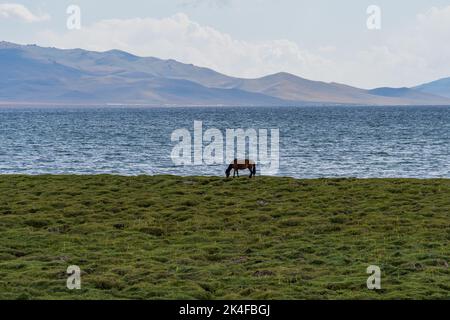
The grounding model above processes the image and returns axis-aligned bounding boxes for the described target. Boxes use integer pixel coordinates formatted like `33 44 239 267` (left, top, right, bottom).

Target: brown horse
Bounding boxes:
225 159 256 178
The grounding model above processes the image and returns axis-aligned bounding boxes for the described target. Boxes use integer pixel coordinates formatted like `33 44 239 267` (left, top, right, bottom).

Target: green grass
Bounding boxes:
0 175 449 300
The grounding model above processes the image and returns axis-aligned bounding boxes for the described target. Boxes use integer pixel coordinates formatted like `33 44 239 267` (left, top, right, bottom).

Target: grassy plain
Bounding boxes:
0 175 449 299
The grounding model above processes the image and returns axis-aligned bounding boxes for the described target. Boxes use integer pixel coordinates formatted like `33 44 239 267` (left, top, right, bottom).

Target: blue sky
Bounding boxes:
1 0 450 88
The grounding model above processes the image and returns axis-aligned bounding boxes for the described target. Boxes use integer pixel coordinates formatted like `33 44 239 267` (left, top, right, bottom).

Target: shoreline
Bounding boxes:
2 103 450 108
0 174 449 180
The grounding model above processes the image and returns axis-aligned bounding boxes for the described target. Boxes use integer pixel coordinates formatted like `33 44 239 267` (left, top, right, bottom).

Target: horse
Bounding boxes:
225 159 256 178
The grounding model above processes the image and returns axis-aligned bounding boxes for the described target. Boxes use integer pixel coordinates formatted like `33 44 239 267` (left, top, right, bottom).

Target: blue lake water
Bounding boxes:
0 106 449 178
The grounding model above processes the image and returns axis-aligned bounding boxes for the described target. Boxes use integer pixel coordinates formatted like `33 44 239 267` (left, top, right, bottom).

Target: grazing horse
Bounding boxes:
225 159 256 178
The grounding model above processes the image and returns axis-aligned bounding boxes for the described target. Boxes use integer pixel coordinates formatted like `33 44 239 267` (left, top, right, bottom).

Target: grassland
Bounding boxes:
0 175 449 300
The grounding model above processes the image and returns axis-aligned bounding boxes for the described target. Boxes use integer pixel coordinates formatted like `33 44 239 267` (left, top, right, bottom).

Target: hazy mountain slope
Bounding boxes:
231 73 396 105
7 43 237 87
367 87 450 104
0 42 291 105
229 73 450 105
414 77 450 98
0 47 90 101
1 41 449 106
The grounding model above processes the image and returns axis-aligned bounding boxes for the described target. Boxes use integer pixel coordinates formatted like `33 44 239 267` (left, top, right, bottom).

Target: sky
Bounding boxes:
1 0 450 88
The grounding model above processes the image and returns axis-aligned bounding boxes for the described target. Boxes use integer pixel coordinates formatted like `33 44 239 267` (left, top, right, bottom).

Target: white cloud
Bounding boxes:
35 6 450 88
364 5 450 87
313 5 450 88
178 0 232 8
36 13 333 81
0 3 49 23
406 6 450 71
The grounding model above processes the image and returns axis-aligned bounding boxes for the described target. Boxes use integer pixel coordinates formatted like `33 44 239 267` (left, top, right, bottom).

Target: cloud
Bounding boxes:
178 0 232 8
34 6 450 88
357 5 450 87
406 6 450 71
0 3 49 23
36 13 333 81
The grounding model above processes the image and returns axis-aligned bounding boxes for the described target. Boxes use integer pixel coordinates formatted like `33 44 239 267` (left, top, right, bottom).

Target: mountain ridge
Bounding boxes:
1 41 449 106
414 77 450 99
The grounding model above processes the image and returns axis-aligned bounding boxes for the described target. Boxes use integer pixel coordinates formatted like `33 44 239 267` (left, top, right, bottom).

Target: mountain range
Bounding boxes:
1 41 449 106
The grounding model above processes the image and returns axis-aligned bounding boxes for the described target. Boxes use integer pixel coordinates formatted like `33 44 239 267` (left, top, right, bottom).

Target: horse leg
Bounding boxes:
233 169 236 178
249 167 253 178
237 170 239 177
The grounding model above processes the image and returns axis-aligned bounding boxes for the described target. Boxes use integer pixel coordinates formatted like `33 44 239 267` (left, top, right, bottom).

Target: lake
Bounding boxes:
0 105 448 178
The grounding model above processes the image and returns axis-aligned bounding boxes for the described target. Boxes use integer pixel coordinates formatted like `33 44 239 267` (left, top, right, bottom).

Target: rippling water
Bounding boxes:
0 106 448 178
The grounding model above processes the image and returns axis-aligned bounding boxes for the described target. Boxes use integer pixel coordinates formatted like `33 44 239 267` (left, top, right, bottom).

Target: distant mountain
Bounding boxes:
231 74 450 105
413 77 450 99
367 87 450 104
1 41 450 106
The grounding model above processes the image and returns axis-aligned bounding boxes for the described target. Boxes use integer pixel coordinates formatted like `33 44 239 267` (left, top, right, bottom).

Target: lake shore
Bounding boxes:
0 175 448 299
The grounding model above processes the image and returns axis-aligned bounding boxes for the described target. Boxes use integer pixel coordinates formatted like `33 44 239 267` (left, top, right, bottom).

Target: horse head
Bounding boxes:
225 164 233 178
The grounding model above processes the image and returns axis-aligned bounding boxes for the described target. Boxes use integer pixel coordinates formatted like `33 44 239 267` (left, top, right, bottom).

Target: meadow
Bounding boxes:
0 175 448 300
